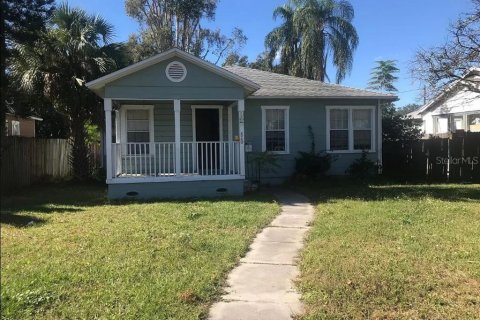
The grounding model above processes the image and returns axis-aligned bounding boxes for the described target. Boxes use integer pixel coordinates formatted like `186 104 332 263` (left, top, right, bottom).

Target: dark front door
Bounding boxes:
195 108 220 174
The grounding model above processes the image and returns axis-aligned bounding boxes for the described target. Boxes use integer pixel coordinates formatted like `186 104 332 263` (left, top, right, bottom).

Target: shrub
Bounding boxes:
294 126 332 180
295 151 332 179
248 151 280 183
346 151 378 180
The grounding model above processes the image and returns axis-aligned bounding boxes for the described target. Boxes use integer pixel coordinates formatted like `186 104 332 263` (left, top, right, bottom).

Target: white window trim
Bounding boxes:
326 106 376 153
120 105 155 145
191 105 224 142
261 106 290 154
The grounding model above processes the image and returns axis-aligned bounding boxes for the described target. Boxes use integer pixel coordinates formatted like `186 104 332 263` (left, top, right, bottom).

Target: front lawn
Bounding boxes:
0 183 280 319
296 181 480 319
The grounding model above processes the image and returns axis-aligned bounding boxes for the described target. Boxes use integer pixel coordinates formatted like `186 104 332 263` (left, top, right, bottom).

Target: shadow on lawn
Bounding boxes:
1 181 107 217
0 213 47 227
293 178 480 204
1 181 277 227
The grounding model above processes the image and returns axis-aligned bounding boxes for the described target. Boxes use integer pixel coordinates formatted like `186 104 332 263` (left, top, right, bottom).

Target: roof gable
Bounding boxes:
410 68 480 117
86 48 260 96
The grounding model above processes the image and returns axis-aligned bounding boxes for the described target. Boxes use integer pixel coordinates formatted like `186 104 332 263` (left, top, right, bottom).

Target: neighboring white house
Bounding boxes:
408 69 480 136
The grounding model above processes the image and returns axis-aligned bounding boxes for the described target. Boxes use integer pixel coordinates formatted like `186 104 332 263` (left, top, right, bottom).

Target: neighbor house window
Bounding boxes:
453 116 464 131
327 106 375 152
435 117 449 134
468 113 480 132
11 120 20 136
122 106 153 154
262 106 289 153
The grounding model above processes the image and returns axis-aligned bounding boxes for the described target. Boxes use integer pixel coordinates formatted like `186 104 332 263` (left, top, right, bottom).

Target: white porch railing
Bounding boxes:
111 141 241 178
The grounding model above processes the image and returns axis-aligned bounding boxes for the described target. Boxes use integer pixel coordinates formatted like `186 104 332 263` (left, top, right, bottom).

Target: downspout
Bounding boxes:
377 99 383 174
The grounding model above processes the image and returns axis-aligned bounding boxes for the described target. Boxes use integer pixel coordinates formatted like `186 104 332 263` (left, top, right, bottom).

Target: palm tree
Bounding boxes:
293 0 359 83
266 0 359 83
367 60 400 92
265 4 300 75
12 3 126 179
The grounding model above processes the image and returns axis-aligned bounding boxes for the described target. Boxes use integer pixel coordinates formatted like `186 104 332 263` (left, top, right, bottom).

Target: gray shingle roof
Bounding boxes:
224 66 396 99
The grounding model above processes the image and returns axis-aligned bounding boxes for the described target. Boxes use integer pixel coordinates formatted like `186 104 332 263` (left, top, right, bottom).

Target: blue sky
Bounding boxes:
68 0 473 106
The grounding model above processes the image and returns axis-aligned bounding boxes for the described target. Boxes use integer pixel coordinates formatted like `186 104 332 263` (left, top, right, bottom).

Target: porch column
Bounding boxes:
115 110 120 143
227 104 233 142
104 98 113 181
174 99 181 175
238 99 246 176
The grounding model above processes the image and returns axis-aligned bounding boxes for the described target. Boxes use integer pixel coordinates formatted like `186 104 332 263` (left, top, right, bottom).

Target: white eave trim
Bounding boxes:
86 48 260 92
414 70 480 116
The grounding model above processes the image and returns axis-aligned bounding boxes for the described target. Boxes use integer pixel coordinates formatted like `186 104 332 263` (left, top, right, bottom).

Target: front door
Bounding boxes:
195 108 220 174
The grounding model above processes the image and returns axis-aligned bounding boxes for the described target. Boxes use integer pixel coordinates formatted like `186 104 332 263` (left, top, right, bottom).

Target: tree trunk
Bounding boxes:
70 116 90 180
0 1 6 196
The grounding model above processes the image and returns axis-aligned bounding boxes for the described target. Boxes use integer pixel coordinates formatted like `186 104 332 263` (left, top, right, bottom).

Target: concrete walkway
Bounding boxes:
209 190 314 320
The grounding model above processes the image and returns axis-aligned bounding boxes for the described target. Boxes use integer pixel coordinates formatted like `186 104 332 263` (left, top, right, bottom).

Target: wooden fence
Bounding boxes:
383 132 480 182
1 137 101 191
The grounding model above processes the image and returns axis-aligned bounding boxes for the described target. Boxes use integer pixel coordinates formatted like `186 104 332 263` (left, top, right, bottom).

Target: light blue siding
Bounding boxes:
244 98 380 182
105 57 246 100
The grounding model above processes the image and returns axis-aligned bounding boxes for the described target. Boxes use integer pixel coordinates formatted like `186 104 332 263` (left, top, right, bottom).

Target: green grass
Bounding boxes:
295 180 480 319
0 183 280 319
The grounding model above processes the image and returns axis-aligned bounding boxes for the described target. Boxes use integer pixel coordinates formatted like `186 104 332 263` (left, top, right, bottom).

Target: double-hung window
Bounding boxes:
262 106 289 153
327 106 375 152
121 106 153 154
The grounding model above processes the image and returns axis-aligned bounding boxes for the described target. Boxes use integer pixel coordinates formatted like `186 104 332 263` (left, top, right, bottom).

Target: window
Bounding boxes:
436 117 449 134
353 109 372 150
329 109 348 150
127 110 150 142
11 120 20 136
327 106 375 152
453 116 464 131
262 106 289 153
121 106 153 154
468 113 480 132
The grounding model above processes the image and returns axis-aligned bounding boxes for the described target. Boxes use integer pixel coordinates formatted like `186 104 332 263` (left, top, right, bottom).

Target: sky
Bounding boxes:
68 0 473 106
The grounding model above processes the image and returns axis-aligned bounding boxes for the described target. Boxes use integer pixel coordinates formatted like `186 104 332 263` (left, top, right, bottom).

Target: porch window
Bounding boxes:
124 107 153 154
262 106 289 153
327 106 375 152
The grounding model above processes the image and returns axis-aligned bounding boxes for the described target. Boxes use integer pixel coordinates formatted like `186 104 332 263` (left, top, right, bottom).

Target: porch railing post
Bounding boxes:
238 99 245 176
114 110 122 176
104 98 113 181
174 99 181 175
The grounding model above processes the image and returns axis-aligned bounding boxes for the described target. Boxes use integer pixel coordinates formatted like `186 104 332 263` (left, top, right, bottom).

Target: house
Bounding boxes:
86 48 396 199
5 110 43 138
408 69 480 136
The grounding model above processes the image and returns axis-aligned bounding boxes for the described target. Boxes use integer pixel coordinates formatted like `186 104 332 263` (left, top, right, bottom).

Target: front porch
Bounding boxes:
104 99 246 185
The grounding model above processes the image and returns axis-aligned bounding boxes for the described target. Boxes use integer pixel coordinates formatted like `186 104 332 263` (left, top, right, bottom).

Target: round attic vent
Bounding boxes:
166 61 187 82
